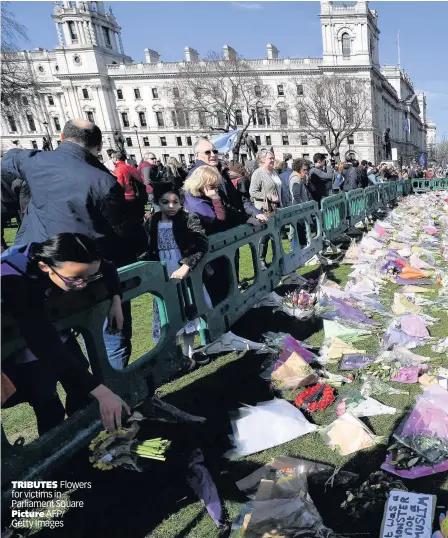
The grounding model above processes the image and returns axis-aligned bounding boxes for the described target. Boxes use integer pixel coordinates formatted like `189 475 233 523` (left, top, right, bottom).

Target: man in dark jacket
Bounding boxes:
356 160 369 188
1 119 135 369
307 153 334 206
342 161 360 191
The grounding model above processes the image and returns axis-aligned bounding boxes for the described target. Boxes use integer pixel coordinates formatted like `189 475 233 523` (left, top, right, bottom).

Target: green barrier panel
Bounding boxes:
364 185 379 214
412 179 432 192
396 181 404 197
346 188 366 227
321 192 348 242
389 181 398 201
379 183 389 206
274 201 323 275
403 179 412 195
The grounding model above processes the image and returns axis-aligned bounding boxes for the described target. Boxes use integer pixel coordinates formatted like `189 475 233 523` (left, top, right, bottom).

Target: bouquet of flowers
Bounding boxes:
294 383 336 413
277 290 316 320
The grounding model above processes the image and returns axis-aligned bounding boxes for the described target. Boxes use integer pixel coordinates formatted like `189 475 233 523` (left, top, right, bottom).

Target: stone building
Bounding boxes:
1 0 434 165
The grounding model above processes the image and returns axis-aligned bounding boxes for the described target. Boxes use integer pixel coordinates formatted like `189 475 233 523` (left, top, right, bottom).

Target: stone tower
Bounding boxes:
319 1 380 67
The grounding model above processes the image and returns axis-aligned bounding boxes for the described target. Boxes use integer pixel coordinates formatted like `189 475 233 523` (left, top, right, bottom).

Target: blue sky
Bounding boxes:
8 1 448 139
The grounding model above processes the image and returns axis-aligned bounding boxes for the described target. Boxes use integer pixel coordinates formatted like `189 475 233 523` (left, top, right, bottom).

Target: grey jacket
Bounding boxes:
249 168 282 210
289 172 310 205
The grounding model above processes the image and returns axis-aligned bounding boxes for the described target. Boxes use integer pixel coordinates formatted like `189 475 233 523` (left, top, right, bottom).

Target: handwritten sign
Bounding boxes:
380 490 436 538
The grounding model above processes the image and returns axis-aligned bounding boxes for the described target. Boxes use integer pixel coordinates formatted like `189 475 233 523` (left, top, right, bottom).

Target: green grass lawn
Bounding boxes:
2 218 448 538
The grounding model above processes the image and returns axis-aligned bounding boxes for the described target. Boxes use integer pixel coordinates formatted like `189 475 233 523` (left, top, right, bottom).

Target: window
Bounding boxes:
251 109 257 126
357 132 364 141
134 88 141 99
86 111 94 123
254 85 261 97
342 33 351 57
255 136 261 146
265 135 271 146
301 135 308 145
152 88 159 99
297 84 304 96
7 116 17 132
53 117 61 131
279 109 288 126
68 21 78 41
155 111 164 127
176 136 182 146
82 88 89 99
178 154 186 164
27 114 36 131
143 136 150 146
217 111 225 127
173 87 180 99
188 154 195 164
320 134 327 145
117 89 123 100
138 111 147 127
73 55 81 65
347 134 354 145
282 135 289 146
121 112 130 127
48 95 55 106
126 137 133 147
162 154 169 164
31 140 38 149
256 107 266 126
235 109 243 126
302 153 310 159
277 84 285 96
129 154 136 162
346 106 354 124
22 96 29 106
265 109 271 126
171 109 190 128
160 137 167 147
318 109 326 126
299 109 307 126
102 26 112 48
198 111 206 128
186 136 192 146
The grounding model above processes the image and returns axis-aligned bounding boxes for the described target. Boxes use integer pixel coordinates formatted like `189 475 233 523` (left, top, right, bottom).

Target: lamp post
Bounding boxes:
42 121 53 150
132 124 143 162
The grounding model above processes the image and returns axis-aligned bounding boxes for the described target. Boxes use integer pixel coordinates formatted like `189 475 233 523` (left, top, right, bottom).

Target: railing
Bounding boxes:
2 179 448 494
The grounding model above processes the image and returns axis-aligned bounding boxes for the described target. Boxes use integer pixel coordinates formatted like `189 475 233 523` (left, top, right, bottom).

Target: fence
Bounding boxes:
2 178 448 495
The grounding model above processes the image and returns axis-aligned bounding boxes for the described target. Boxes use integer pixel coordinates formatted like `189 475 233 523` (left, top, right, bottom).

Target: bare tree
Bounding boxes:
290 74 370 159
435 140 448 164
1 2 37 118
167 51 273 160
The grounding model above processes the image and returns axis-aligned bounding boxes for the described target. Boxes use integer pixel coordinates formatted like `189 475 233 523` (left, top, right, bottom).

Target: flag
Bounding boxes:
211 130 240 155
418 153 426 168
403 118 410 132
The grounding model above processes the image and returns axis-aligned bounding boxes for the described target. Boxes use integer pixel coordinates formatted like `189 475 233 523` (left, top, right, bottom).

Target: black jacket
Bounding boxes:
342 164 361 191
357 166 369 188
307 165 334 205
143 210 209 270
2 142 135 266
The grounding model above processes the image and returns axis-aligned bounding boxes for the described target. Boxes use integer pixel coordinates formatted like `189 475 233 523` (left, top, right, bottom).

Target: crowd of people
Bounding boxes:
1 119 448 535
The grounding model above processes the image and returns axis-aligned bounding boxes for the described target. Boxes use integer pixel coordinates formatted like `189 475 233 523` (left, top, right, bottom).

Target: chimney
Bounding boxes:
144 48 160 63
184 47 199 62
223 45 237 61
266 44 279 60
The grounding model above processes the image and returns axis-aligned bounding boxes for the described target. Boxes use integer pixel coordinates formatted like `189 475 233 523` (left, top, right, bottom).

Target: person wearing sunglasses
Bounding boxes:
138 151 160 205
1 233 130 435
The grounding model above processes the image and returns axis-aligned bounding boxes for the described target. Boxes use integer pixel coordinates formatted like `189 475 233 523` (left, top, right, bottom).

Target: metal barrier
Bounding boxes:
389 181 398 201
396 182 404 198
346 189 366 227
274 201 323 275
403 179 412 196
321 192 348 242
412 179 432 192
2 179 447 492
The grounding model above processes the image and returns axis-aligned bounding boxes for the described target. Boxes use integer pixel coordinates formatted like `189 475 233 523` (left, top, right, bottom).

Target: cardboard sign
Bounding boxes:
392 147 398 161
380 490 436 538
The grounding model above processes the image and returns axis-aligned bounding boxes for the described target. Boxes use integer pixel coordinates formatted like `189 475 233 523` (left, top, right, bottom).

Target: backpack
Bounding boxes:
130 177 147 202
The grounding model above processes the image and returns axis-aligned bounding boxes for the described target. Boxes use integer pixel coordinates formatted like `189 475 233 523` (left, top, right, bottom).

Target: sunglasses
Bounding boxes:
50 266 103 289
149 157 157 161
204 149 219 156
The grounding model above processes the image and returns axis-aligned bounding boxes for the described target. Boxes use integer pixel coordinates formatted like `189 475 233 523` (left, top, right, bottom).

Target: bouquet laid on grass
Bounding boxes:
294 383 336 413
278 290 316 320
89 412 171 471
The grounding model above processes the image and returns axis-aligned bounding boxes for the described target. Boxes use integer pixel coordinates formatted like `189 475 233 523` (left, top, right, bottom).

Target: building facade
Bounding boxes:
1 0 435 165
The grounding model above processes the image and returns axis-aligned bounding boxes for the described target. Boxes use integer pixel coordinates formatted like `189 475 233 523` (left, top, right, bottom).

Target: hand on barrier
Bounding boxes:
255 213 269 223
270 194 279 202
90 385 131 431
171 264 190 280
106 295 124 333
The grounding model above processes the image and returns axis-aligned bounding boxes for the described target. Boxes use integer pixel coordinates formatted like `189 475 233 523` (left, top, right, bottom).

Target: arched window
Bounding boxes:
342 33 351 58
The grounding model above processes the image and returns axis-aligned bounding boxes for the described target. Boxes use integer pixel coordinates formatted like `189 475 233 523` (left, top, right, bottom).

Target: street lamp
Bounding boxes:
132 124 142 162
42 121 53 150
